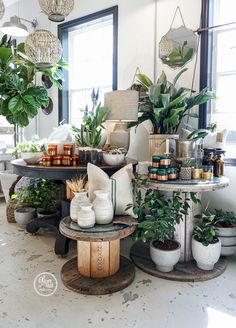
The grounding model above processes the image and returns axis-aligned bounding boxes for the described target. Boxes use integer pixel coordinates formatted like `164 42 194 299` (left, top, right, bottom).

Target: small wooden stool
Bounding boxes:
59 216 137 295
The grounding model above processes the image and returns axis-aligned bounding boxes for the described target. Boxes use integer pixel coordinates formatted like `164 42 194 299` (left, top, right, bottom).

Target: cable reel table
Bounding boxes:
60 216 137 295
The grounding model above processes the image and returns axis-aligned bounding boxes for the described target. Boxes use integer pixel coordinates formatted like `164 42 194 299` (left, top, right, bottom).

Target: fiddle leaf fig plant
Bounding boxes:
130 68 215 134
0 35 67 127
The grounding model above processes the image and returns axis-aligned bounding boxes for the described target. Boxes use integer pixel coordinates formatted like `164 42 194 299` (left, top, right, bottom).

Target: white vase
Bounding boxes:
78 203 95 228
192 237 222 270
93 190 114 225
70 191 89 222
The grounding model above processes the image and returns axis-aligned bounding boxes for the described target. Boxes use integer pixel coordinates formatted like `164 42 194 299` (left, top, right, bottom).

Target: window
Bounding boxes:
58 6 118 127
0 116 14 151
201 0 236 162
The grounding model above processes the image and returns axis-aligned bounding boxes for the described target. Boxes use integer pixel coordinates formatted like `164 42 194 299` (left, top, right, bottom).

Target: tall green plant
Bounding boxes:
0 35 67 127
130 68 215 134
74 105 108 148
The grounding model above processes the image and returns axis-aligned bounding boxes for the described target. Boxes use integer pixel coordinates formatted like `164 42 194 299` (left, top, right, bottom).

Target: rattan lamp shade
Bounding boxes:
25 29 62 68
104 90 139 122
39 0 75 22
0 0 5 20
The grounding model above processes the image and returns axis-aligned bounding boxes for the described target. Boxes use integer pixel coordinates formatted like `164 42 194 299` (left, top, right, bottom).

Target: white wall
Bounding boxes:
3 0 236 212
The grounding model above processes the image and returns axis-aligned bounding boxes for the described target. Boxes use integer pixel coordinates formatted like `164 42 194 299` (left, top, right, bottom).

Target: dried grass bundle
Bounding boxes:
66 176 88 193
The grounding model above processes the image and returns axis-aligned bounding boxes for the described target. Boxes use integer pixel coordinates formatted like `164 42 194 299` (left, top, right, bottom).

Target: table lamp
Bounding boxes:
104 90 139 151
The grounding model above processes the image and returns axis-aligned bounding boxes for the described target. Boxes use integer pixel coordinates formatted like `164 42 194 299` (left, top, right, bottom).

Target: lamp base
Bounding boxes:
110 123 130 151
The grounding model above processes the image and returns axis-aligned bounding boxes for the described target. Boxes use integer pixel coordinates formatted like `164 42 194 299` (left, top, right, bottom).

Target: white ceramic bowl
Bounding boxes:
103 153 125 166
21 152 44 165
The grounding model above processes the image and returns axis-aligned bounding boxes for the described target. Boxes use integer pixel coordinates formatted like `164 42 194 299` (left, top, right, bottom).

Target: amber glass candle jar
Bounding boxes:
53 155 62 166
62 155 71 166
47 144 57 156
42 155 52 167
63 144 73 156
71 155 79 166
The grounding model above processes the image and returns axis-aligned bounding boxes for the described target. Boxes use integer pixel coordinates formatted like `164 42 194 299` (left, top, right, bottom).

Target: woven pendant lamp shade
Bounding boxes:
104 90 139 122
0 0 5 20
39 0 74 22
25 29 62 68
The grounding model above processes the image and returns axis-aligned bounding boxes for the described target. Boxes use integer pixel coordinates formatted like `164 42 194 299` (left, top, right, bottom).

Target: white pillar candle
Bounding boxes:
165 139 170 154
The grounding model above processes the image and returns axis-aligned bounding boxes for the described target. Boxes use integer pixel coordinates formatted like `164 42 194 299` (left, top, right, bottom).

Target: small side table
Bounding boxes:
59 217 137 295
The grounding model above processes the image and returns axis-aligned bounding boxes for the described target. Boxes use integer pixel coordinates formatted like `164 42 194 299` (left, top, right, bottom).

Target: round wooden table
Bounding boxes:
60 216 137 295
130 177 229 282
11 158 137 255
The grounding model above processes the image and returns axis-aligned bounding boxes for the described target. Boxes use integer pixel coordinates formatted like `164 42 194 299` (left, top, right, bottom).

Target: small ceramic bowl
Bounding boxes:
103 153 125 166
21 152 44 165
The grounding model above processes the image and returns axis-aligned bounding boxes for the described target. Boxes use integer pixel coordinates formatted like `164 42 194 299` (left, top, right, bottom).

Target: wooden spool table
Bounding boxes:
60 216 137 295
130 177 229 282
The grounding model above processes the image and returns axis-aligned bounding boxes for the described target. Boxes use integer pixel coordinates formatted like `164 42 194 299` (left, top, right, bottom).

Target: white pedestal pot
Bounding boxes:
70 191 89 222
150 240 181 272
77 203 95 228
192 237 221 270
93 190 114 225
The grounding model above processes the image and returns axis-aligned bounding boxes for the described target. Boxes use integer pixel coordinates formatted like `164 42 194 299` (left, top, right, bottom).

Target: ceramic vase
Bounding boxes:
77 203 95 228
70 191 89 222
192 237 221 270
93 190 114 225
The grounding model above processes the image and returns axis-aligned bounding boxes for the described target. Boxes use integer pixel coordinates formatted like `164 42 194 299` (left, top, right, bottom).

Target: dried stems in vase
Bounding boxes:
66 176 88 193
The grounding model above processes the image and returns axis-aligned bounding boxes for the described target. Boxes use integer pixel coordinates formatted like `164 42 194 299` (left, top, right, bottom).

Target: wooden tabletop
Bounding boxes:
147 176 229 192
11 158 138 180
59 216 137 242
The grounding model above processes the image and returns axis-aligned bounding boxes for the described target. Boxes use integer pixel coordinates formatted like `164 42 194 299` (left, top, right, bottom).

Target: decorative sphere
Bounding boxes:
38 0 74 22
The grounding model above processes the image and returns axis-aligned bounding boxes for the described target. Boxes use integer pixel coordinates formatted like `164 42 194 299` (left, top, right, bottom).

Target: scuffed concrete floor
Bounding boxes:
0 199 236 328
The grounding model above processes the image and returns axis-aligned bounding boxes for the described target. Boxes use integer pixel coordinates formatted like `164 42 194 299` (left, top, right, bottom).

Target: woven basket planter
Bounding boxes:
180 167 192 180
6 199 17 223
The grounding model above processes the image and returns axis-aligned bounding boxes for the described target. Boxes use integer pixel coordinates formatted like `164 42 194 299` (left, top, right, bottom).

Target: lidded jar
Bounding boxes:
93 190 114 225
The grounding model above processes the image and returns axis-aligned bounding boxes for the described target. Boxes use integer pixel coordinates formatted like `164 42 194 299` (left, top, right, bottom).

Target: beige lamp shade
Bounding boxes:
105 90 139 122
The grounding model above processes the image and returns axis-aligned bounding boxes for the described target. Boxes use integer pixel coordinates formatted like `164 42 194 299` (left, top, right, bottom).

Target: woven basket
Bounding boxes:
6 199 17 223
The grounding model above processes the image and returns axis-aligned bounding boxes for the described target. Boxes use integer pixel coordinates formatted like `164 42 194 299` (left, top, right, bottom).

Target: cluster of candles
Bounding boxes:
42 144 79 167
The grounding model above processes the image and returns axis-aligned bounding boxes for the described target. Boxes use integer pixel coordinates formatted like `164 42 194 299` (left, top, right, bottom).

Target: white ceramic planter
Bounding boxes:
21 152 44 165
216 226 236 256
93 190 114 225
192 237 221 270
14 207 36 228
102 153 125 166
77 203 95 228
70 191 89 222
150 240 181 272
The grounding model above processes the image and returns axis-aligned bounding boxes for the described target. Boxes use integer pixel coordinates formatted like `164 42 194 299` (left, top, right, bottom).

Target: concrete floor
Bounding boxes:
0 199 236 328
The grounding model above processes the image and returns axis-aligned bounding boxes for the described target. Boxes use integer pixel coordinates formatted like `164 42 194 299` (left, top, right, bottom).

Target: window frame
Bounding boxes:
200 0 236 166
58 6 118 124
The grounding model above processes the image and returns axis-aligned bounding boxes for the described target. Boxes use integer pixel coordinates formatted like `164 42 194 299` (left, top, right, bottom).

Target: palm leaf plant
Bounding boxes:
130 68 215 134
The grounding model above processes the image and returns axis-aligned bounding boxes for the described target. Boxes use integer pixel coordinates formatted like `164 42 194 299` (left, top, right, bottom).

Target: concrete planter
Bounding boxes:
192 237 221 270
216 226 236 256
150 240 181 272
14 207 36 228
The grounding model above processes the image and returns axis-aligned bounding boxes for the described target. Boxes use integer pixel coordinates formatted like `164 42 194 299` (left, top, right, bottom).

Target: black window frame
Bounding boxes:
58 6 118 124
199 0 236 166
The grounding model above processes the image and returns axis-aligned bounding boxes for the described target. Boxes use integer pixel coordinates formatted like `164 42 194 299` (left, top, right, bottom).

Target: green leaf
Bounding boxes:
173 68 188 86
8 96 23 113
0 47 12 65
136 73 153 90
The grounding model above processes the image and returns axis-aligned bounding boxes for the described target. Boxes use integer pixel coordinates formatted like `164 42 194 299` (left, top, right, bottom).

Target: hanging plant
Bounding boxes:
0 35 68 127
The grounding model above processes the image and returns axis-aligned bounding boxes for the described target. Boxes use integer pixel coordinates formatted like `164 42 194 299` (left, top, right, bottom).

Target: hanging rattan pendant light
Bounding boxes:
0 0 5 20
25 29 62 68
38 0 74 22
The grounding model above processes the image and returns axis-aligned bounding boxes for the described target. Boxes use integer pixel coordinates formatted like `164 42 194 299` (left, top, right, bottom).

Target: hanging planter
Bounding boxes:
25 29 62 68
0 0 5 20
38 0 75 22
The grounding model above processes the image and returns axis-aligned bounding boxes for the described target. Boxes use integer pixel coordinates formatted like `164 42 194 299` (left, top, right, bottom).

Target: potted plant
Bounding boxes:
180 158 192 180
73 105 108 164
214 209 236 256
129 68 215 158
12 178 60 219
11 187 36 228
0 35 67 127
12 135 45 164
192 212 221 270
102 147 126 166
127 178 190 272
